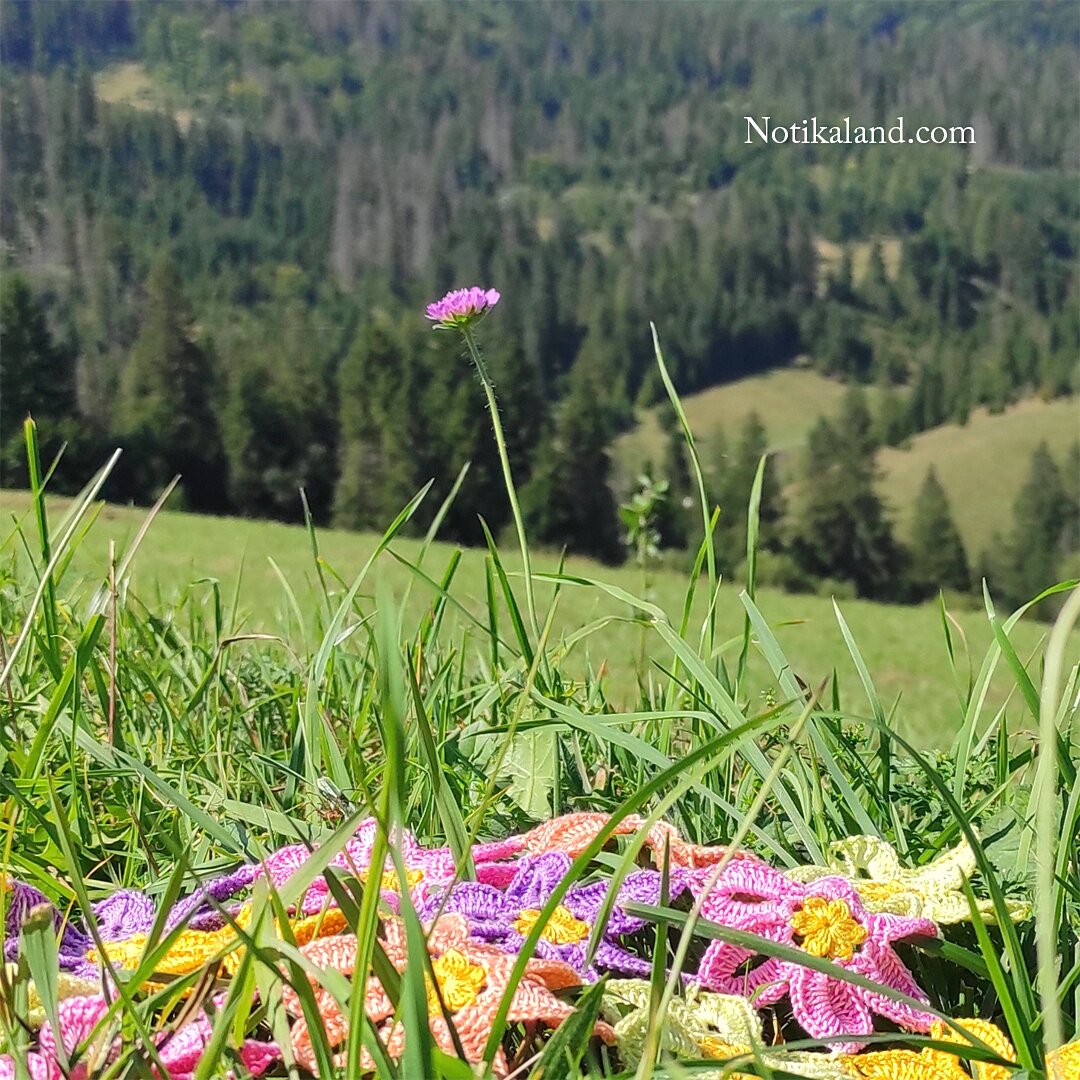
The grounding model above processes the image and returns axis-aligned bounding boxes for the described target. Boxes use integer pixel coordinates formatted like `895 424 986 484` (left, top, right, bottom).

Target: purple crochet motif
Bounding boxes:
416 852 691 980
257 819 519 914
164 864 262 930
2 878 61 963
4 863 261 981
1 878 129 977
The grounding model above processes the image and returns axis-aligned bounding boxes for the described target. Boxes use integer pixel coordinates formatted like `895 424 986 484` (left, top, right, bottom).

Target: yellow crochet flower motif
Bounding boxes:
791 836 1030 925
513 904 590 945
841 1049 962 1079
1046 1041 1079 1080
699 1036 760 1079
840 1018 1016 1080
791 896 868 961
426 949 487 1013
90 904 347 976
359 867 425 892
2 966 100 1028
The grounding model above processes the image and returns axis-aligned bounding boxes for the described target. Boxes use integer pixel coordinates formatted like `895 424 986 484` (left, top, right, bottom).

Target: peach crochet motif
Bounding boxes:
511 811 759 870
283 913 614 1076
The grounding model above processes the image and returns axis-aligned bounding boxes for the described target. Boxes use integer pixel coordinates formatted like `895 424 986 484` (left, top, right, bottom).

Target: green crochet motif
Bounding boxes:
790 836 1031 925
599 979 848 1078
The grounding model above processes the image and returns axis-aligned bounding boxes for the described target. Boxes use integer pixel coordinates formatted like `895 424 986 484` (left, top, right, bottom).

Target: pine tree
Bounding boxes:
838 385 877 457
907 356 948 432
990 442 1070 609
862 241 899 316
520 356 622 563
332 313 419 531
1064 441 1080 557
0 273 84 485
875 386 911 447
116 257 226 509
790 416 906 599
656 412 692 550
0 273 74 438
910 467 969 596
711 412 785 570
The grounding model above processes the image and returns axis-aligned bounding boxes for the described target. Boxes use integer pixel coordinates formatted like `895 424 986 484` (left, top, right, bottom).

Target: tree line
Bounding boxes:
4 267 1076 612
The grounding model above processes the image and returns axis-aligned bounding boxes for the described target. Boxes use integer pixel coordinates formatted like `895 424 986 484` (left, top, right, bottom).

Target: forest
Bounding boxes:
1 0 1078 607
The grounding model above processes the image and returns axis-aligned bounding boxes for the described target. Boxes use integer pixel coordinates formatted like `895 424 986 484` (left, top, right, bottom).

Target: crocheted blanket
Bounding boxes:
1 813 1071 1079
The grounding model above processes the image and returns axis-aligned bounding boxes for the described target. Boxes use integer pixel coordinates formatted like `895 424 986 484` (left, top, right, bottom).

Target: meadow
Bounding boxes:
0 486 1059 746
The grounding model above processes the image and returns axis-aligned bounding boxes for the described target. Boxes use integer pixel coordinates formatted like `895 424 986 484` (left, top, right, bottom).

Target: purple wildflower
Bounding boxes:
425 287 500 329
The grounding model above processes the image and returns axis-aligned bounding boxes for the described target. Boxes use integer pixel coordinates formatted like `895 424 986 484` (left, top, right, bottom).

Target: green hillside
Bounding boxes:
612 368 888 477
880 397 1080 552
614 374 1078 556
2 488 1063 746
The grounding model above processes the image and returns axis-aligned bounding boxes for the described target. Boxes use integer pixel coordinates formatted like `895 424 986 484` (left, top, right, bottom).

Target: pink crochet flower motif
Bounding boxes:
0 994 279 1080
425 286 500 329
695 860 939 1052
259 819 427 913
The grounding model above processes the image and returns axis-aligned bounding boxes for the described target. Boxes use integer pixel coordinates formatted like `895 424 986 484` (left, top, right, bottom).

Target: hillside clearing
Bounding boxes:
95 62 194 131
879 396 1080 552
612 368 885 480
615 370 1078 556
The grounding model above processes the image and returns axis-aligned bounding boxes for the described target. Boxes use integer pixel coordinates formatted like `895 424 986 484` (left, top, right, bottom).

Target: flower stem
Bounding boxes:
461 327 539 640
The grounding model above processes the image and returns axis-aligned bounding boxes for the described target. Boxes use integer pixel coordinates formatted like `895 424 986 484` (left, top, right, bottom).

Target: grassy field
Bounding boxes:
2 487 1062 746
3 446 1076 1076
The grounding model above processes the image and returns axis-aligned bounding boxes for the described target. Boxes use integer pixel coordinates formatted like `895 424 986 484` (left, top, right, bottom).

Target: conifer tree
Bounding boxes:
116 257 226 509
989 442 1070 609
875 386 911 447
332 313 419 531
520 355 622 563
0 273 82 484
711 412 785 570
910 467 969 596
655 412 692 550
0 273 73 438
1064 440 1080 557
907 355 948 432
839 385 878 456
790 415 905 599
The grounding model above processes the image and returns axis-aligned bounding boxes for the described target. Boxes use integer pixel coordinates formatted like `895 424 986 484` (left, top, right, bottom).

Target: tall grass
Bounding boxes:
1 325 1077 1077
